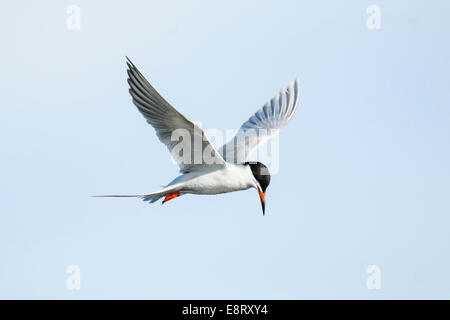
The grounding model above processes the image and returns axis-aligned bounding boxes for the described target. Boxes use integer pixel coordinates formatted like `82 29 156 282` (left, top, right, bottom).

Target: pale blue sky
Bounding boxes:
0 0 449 299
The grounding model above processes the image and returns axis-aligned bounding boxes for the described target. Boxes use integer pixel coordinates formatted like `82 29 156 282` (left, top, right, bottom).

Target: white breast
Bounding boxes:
172 164 255 195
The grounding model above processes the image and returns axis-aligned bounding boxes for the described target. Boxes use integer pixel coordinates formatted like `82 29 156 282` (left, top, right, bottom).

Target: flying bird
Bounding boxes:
96 58 300 215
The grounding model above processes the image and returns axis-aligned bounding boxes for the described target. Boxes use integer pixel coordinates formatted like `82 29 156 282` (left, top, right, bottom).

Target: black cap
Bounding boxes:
245 162 271 192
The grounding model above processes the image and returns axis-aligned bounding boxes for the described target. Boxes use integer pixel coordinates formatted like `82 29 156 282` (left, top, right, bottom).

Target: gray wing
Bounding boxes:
219 78 300 163
126 57 225 173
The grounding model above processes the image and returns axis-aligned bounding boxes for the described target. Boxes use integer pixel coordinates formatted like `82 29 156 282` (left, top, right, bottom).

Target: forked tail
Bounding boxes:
92 185 181 204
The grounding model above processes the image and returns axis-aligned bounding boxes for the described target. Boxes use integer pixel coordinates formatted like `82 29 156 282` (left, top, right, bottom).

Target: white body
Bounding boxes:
168 164 256 195
139 163 259 203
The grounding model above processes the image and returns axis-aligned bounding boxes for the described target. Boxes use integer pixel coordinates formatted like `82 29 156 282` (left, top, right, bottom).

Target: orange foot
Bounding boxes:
162 191 180 204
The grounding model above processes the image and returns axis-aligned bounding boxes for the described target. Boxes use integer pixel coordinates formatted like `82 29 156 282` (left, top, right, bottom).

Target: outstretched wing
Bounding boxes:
126 57 225 173
219 78 300 163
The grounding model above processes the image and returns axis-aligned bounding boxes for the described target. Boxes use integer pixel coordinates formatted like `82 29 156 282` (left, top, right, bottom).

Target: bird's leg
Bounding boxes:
162 191 180 204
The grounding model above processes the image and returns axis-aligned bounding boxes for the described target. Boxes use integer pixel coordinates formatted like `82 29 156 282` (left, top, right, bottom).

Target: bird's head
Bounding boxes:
245 161 271 216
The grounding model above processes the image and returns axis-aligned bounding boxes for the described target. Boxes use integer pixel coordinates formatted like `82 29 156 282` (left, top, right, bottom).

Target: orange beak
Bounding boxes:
258 188 266 216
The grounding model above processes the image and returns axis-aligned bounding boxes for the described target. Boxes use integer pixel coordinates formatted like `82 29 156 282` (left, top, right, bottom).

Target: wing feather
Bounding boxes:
126 57 225 172
220 78 300 163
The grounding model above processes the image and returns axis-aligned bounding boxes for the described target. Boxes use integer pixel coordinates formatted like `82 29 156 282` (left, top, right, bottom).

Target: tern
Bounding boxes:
96 58 300 215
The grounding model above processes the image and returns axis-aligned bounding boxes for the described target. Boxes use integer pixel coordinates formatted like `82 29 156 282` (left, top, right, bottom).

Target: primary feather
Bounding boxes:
126 57 226 173
219 78 300 163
